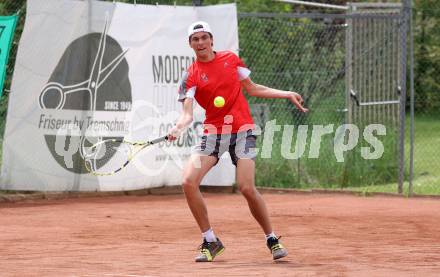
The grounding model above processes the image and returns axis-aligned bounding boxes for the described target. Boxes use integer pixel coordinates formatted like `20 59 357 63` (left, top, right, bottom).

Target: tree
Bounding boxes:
413 0 440 113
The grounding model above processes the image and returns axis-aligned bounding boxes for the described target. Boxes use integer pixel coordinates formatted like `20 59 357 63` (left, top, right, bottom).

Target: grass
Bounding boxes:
334 114 440 195
256 113 440 195
403 114 440 195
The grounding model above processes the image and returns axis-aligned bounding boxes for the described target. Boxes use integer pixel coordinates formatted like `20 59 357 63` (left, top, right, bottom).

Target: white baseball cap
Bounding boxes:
187 21 212 38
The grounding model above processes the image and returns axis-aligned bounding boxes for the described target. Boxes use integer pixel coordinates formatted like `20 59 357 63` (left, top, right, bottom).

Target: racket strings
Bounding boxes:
85 140 131 174
83 136 167 175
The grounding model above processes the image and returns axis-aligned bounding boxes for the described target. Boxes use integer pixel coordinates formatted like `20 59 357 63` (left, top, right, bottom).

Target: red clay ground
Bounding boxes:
1 192 440 276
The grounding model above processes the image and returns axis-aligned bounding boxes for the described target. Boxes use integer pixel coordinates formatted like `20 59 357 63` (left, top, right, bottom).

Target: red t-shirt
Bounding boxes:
178 51 254 134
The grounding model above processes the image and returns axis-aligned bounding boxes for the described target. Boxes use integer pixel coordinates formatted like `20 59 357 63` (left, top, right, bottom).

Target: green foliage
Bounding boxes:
413 0 440 113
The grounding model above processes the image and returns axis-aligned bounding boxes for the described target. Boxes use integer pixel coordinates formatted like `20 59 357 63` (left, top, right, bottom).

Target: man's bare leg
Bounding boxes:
236 159 272 234
182 154 218 232
236 158 288 260
182 154 225 262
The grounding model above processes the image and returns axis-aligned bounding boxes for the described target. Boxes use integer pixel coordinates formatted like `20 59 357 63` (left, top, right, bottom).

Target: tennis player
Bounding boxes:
168 21 308 262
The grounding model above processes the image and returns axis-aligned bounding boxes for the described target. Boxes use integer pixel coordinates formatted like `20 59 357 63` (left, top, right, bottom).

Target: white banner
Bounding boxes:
1 0 237 191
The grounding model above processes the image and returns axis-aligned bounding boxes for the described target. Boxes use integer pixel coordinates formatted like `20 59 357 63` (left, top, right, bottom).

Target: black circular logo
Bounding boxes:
39 22 132 174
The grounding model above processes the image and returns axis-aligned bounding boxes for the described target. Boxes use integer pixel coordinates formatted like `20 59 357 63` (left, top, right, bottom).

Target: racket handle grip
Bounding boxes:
150 135 168 144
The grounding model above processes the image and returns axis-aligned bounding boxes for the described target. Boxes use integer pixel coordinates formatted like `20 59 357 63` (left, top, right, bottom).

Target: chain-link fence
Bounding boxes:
239 15 348 188
0 0 438 195
406 0 440 195
239 5 404 191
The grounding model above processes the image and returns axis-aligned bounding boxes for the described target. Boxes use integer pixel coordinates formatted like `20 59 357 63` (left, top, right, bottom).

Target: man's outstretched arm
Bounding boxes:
241 77 309 113
168 98 194 141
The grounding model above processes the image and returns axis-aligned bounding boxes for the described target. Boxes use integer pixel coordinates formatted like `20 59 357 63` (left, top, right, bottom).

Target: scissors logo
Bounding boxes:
40 18 132 175
39 20 128 111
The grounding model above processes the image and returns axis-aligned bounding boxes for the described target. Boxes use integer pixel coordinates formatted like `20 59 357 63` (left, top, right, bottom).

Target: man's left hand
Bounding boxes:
289 92 309 113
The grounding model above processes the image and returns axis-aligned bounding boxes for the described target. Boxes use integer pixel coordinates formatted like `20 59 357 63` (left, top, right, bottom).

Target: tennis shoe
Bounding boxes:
195 238 225 262
267 236 288 260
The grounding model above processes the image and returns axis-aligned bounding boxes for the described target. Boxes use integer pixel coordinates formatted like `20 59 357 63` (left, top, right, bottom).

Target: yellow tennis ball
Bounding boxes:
214 96 225 108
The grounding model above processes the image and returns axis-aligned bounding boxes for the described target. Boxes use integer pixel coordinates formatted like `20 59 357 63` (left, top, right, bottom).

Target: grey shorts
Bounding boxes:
193 129 257 166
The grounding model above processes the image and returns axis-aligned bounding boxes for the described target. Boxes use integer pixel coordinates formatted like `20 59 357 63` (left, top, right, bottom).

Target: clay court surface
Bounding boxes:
1 192 440 276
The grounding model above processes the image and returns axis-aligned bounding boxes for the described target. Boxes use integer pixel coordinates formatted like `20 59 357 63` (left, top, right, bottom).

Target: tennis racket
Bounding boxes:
84 135 168 176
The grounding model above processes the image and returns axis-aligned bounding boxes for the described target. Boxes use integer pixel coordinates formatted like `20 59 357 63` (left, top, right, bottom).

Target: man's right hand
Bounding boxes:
168 125 182 141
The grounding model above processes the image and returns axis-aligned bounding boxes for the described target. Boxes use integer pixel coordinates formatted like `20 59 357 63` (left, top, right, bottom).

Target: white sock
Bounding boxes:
202 228 217 242
265 232 277 240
